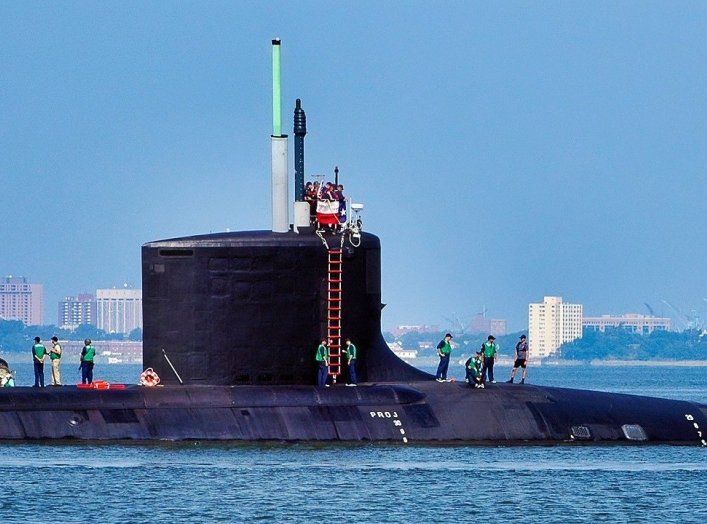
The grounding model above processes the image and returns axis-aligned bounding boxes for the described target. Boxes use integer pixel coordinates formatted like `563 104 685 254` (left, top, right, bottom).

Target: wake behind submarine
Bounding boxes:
1 40 705 445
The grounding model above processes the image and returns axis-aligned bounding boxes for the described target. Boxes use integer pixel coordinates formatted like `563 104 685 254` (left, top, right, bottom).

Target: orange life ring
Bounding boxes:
139 368 160 387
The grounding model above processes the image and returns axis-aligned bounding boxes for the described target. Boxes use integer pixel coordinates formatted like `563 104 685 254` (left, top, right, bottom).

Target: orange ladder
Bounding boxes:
327 248 343 381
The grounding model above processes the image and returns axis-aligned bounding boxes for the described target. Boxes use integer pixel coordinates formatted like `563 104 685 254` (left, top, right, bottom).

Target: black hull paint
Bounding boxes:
5 232 701 445
2 382 705 444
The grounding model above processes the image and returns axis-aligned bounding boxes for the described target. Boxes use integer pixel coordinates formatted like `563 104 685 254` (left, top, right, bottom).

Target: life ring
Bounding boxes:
139 368 161 387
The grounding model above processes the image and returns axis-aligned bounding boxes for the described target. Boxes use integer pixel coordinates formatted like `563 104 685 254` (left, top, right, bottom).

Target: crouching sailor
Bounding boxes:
0 358 15 387
465 351 484 389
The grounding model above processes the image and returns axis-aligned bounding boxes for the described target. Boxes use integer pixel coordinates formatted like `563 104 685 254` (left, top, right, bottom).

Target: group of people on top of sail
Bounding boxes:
305 181 347 230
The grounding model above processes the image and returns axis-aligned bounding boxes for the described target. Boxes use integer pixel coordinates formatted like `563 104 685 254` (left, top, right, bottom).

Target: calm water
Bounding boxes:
1 362 706 523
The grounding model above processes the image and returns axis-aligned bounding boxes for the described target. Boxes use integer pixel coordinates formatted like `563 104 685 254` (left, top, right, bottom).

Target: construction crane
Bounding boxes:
661 299 688 330
443 312 467 335
660 299 704 331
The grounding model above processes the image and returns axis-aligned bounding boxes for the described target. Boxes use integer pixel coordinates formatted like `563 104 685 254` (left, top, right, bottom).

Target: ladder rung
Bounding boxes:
327 247 343 369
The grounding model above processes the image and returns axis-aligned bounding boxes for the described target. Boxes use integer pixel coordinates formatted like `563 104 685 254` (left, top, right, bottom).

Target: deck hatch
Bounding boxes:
621 424 648 441
570 425 592 440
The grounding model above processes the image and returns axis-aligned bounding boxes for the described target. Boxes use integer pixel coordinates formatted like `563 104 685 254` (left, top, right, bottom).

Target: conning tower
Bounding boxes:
141 40 427 386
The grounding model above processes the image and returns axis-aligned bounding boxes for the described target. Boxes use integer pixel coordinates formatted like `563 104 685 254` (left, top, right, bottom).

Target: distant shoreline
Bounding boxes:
405 355 707 368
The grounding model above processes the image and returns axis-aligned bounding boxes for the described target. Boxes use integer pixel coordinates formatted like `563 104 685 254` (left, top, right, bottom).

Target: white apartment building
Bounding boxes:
528 296 583 358
96 288 143 334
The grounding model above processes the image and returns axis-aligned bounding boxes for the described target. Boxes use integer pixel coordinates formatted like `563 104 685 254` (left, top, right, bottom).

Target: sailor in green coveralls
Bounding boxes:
315 339 330 387
480 335 498 384
435 333 453 382
31 336 47 387
80 338 96 384
343 338 358 386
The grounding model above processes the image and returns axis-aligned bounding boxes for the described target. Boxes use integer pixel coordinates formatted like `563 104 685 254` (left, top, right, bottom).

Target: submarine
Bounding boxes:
1 40 706 445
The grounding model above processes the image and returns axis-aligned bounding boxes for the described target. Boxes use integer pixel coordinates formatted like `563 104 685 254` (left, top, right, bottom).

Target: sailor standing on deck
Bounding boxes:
343 338 357 386
507 334 528 384
480 335 498 384
49 336 62 386
80 339 96 384
435 333 453 382
31 336 47 387
315 339 330 387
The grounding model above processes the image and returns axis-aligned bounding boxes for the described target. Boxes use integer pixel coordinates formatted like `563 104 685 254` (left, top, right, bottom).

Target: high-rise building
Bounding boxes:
58 293 97 330
528 296 583 358
0 275 43 326
96 288 143 334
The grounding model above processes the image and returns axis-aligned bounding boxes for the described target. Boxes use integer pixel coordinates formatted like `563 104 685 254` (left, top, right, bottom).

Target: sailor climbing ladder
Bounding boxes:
327 248 343 382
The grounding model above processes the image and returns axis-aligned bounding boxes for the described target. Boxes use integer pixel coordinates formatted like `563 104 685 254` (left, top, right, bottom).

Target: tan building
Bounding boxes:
583 314 671 335
0 276 43 326
469 313 507 336
528 296 583 358
96 288 143 334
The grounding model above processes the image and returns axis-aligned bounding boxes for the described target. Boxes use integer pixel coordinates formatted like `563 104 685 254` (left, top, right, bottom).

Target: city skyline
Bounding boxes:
2 2 705 332
0 271 702 335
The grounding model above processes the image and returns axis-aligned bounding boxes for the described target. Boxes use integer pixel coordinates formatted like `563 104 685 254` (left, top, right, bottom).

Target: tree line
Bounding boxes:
0 319 142 354
557 328 706 361
384 328 707 360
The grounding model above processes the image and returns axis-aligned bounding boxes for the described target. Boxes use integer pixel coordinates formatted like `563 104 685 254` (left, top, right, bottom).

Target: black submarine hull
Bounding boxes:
1 382 705 444
2 230 700 445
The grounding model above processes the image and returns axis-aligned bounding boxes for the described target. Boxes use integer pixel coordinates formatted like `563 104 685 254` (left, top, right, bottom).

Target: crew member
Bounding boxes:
435 333 453 382
343 338 357 386
315 339 330 387
507 334 528 384
465 350 484 388
49 336 62 386
80 338 96 384
480 335 498 384
31 336 47 387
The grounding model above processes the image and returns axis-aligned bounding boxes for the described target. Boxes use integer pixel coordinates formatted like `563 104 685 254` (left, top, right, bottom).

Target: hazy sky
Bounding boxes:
1 1 706 331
